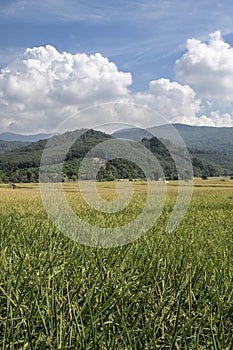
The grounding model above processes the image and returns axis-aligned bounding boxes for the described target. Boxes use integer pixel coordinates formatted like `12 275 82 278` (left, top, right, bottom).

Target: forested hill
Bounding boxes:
112 124 233 175
0 127 228 183
153 124 233 155
113 124 233 154
0 132 50 142
0 140 31 153
0 129 111 182
0 132 51 152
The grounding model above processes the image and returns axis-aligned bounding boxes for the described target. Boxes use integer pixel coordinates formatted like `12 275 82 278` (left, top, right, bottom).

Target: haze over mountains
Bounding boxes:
0 132 51 143
112 123 233 176
0 124 232 183
0 132 51 152
1 124 233 152
112 123 233 154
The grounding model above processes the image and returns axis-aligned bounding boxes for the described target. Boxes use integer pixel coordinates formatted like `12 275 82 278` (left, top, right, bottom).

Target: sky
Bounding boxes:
1 0 233 133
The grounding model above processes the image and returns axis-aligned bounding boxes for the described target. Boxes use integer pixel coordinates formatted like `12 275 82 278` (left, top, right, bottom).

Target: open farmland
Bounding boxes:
0 179 233 349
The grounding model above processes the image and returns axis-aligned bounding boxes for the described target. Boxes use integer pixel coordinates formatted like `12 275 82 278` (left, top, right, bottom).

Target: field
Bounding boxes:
0 178 233 349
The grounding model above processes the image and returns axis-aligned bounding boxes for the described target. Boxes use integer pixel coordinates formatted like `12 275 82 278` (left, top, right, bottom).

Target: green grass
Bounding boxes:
0 180 233 349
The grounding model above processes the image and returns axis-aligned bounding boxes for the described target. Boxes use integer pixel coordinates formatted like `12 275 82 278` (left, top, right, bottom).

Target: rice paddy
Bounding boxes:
0 178 233 349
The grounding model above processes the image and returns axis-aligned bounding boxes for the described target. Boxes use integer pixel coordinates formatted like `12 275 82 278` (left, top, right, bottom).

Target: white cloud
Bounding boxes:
1 39 233 133
175 31 233 102
133 78 201 123
173 30 233 126
173 112 233 127
0 45 132 132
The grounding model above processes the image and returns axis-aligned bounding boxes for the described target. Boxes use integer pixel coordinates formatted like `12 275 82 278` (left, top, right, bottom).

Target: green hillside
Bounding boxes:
113 124 233 175
0 140 31 153
113 123 233 154
0 128 225 183
171 124 233 154
0 132 50 142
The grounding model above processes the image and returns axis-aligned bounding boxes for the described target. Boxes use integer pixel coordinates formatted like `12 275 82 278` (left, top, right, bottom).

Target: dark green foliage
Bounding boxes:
172 123 233 155
114 124 233 175
0 140 31 152
113 124 233 155
0 128 230 182
0 131 50 142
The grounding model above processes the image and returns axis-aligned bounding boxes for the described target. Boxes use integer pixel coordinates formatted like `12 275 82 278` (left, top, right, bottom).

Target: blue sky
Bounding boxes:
1 0 233 132
1 0 233 89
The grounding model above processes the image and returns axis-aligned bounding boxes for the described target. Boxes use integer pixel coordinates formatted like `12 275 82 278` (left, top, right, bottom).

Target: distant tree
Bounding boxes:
71 175 77 182
153 172 160 181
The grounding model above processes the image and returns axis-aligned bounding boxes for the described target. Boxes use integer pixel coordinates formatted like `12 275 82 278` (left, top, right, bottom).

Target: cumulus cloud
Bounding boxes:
173 30 233 126
1 45 202 133
2 38 233 133
133 78 201 123
0 45 132 132
175 31 233 102
173 112 233 127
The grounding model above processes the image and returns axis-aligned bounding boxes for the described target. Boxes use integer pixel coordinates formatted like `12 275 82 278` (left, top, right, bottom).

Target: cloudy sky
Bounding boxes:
1 0 233 133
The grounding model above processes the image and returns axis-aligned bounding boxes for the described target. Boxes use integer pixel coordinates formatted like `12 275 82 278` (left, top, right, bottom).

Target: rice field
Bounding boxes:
0 178 233 349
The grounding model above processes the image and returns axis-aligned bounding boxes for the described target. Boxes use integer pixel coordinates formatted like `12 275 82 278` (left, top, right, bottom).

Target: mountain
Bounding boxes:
152 124 233 155
113 128 153 141
0 127 226 183
0 140 32 153
0 132 51 142
113 124 233 154
112 124 233 175
0 129 112 182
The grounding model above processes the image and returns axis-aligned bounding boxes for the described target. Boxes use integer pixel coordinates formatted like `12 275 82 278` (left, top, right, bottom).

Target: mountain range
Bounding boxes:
0 124 232 183
0 132 51 142
112 123 233 176
1 124 233 153
112 123 233 154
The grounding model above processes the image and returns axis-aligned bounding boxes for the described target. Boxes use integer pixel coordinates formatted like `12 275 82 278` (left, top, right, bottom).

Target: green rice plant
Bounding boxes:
0 180 232 349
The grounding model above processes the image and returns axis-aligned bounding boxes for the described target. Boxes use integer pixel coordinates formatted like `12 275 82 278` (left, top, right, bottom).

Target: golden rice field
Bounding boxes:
0 178 233 349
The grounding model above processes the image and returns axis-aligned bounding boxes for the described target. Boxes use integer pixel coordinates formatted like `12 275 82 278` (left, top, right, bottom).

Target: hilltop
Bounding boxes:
0 126 228 182
113 123 233 175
